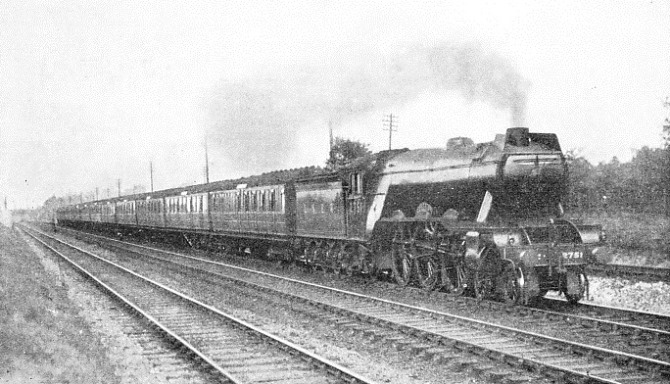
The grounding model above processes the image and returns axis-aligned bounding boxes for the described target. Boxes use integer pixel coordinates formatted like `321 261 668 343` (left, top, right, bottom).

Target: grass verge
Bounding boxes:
0 225 119 384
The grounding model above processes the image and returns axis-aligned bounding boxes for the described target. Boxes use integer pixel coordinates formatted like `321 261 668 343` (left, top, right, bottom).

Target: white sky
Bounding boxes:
1 1 669 209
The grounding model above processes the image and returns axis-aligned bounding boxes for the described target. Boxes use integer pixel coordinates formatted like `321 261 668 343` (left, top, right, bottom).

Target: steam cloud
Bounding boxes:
206 42 529 175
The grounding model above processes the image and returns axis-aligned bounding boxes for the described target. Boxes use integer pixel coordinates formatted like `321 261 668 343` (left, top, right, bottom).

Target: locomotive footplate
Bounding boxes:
520 245 588 270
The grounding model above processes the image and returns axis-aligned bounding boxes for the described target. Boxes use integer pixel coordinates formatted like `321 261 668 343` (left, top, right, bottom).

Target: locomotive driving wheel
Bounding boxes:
474 270 494 301
473 248 497 301
495 262 520 305
414 247 439 291
391 241 412 286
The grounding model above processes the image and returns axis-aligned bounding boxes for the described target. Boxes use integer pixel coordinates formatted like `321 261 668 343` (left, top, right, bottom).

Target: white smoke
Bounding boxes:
206 42 529 174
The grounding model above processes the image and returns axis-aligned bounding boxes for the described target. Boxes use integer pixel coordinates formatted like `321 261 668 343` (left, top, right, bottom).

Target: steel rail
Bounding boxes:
82 228 670 337
24 226 379 384
23 228 242 384
60 228 670 383
588 263 670 282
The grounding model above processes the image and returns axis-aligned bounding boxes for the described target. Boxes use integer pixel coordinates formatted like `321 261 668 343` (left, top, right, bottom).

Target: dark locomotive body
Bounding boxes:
57 127 604 304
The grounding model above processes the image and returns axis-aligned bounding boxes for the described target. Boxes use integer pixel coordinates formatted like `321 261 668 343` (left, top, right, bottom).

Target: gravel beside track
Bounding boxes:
54 227 670 384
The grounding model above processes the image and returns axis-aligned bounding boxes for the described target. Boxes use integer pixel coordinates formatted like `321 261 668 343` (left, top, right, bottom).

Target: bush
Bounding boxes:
567 210 670 266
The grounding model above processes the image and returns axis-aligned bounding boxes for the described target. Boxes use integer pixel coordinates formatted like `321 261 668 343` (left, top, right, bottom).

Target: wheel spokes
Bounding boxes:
415 256 439 291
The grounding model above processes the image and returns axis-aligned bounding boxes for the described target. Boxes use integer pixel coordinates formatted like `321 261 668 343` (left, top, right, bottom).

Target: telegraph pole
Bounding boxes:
150 161 154 192
117 179 121 197
204 137 210 184
328 120 334 153
664 97 670 218
383 114 398 150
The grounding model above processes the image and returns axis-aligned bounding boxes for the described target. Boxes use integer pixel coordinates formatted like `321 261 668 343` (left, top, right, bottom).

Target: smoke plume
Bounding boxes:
206 42 529 175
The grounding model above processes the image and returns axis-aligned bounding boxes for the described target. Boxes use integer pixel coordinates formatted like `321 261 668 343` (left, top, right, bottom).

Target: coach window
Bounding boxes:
270 190 276 211
214 194 220 212
280 188 285 213
259 191 264 211
260 191 266 211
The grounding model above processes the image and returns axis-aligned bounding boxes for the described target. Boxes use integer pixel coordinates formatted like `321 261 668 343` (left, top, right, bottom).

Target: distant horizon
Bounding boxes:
8 134 667 211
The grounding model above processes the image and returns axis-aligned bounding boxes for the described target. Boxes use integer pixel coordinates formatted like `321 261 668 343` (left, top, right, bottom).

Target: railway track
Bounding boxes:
22 226 378 384
588 263 670 283
45 226 670 384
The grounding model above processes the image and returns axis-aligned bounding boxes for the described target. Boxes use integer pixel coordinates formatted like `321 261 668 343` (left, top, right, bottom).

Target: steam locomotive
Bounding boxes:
57 127 605 304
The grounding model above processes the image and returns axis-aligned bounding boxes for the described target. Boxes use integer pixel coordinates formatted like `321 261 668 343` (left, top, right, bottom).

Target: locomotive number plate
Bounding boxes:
562 251 583 259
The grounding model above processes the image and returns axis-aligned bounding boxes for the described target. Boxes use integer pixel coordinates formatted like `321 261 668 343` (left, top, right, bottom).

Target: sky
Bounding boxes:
1 1 669 209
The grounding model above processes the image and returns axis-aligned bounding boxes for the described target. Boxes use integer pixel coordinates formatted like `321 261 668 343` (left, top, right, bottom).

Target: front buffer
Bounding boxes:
464 220 602 305
516 244 590 304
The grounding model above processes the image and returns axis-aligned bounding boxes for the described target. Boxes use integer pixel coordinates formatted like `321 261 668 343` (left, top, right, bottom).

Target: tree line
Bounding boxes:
564 145 670 216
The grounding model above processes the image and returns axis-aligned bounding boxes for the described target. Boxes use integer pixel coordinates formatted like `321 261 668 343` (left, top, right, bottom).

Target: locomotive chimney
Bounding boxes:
505 127 530 147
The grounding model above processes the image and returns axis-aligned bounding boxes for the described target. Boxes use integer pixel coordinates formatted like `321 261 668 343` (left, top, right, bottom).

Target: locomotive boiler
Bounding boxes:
57 127 604 304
